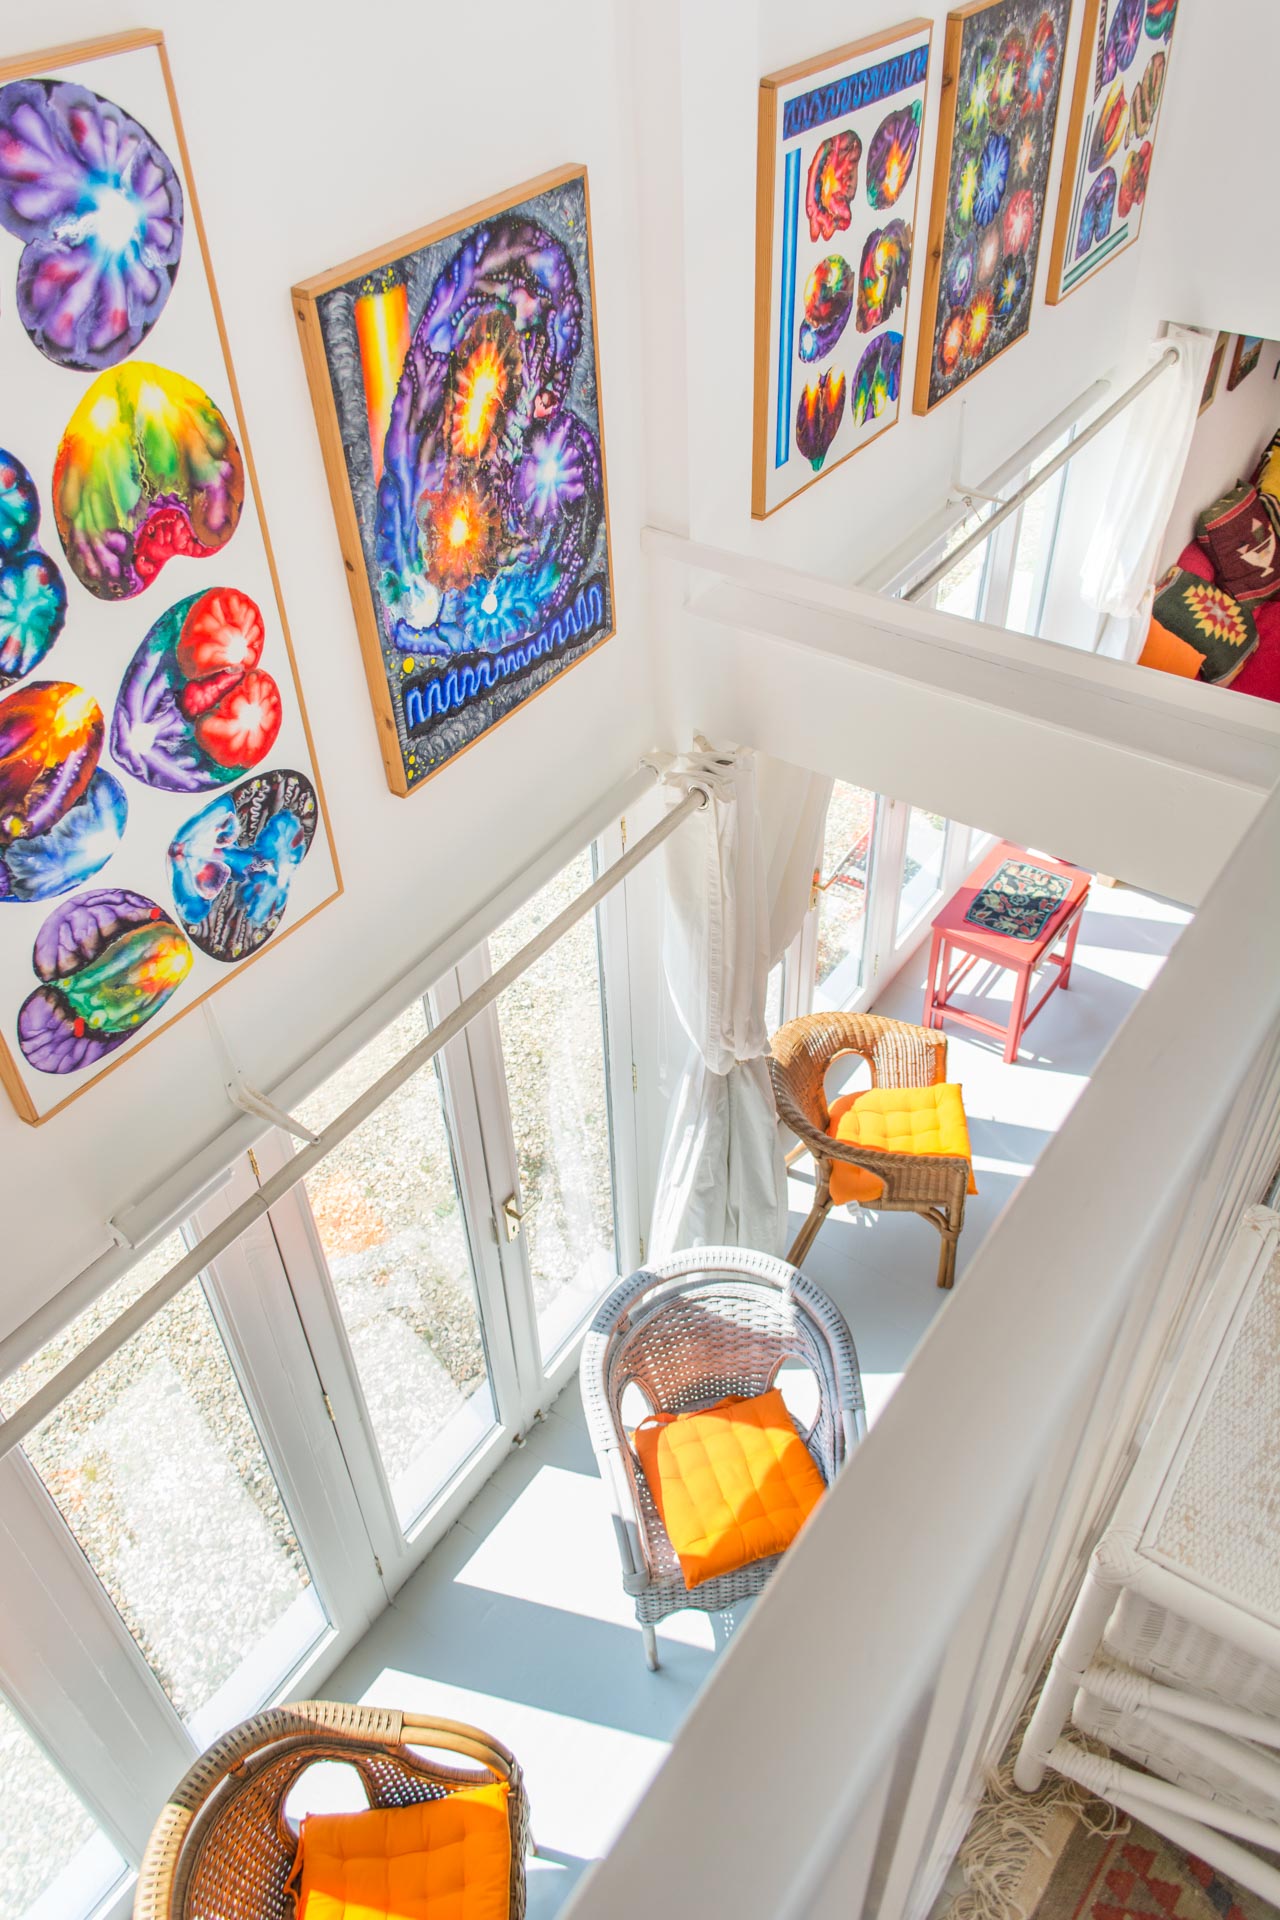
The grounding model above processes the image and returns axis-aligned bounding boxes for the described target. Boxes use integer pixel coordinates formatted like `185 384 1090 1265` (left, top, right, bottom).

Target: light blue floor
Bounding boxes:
323 879 1189 1915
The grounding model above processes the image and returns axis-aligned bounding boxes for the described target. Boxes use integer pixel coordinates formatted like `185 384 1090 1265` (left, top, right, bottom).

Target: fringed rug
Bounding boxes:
1032 1819 1274 1920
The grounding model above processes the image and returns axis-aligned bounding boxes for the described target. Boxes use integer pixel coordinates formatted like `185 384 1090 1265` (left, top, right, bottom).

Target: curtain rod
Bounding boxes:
0 782 709 1460
903 345 1181 604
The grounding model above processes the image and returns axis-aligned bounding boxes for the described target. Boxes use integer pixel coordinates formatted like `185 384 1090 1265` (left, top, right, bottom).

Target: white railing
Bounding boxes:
567 777 1280 1920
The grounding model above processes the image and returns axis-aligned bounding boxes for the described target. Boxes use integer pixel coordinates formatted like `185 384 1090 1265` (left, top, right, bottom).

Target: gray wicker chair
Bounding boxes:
770 1011 971 1290
580 1247 864 1668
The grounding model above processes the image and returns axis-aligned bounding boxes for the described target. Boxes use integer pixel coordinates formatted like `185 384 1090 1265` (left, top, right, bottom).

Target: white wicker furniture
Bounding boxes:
1016 1205 1280 1906
579 1248 864 1669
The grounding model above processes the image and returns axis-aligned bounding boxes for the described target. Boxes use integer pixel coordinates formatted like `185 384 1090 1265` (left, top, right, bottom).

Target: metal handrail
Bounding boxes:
0 782 709 1460
904 345 1181 603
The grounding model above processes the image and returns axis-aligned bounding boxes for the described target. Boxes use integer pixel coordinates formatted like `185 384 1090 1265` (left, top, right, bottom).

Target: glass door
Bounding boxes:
809 783 880 1013
0 1691 129 1920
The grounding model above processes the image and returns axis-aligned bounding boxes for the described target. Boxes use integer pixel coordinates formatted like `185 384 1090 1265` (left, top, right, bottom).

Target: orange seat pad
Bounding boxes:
633 1387 826 1589
826 1083 978 1206
290 1784 511 1920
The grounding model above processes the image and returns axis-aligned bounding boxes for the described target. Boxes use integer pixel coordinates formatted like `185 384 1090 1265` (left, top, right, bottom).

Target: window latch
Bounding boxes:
501 1191 541 1241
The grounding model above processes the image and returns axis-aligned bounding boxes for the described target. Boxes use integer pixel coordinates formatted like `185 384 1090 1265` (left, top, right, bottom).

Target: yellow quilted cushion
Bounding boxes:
289 1785 511 1920
633 1388 826 1589
826 1083 978 1206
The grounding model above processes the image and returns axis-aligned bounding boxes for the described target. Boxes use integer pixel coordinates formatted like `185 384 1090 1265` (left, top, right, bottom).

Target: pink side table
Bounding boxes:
922 841 1092 1065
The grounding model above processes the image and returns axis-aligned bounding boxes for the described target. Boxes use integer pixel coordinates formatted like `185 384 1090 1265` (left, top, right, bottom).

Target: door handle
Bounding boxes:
501 1191 541 1241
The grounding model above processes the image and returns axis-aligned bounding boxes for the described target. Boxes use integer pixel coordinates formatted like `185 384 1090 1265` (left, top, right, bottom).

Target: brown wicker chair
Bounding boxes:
133 1700 530 1920
770 1012 970 1290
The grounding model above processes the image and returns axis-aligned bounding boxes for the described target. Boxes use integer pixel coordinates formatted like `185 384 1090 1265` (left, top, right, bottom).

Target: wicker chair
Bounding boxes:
770 1011 970 1290
580 1247 864 1669
133 1700 530 1920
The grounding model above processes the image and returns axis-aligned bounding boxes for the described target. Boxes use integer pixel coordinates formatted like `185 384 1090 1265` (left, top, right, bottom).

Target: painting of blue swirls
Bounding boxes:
295 166 615 795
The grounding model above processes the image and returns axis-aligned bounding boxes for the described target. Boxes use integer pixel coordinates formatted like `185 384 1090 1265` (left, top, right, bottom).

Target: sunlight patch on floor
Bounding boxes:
453 1465 716 1650
353 1667 670 1866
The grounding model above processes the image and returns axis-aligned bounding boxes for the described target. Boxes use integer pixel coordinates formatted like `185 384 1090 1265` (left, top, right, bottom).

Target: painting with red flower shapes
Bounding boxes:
1047 0 1176 301
915 0 1071 414
752 20 933 517
0 30 338 1125
295 166 615 796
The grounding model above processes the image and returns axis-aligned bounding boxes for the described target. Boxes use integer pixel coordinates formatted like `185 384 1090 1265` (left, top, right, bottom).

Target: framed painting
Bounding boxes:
751 20 933 518
0 31 339 1125
1047 0 1175 302
1227 335 1264 392
1199 330 1229 413
914 0 1071 415
293 166 615 797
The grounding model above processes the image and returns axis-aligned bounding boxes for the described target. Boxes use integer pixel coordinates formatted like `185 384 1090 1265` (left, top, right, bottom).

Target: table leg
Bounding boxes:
1005 962 1032 1064
923 929 943 1027
1059 903 1086 989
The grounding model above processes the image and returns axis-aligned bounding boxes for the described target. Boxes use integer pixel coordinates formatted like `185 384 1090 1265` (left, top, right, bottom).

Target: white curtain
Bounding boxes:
1080 324 1215 663
647 740 831 1260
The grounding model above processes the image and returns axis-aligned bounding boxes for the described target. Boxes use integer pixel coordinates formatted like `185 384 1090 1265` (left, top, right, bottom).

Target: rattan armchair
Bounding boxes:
770 1011 970 1290
580 1247 864 1669
133 1700 529 1920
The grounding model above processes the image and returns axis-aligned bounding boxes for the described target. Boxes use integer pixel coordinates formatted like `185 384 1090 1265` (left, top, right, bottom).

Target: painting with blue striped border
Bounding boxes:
294 165 614 797
752 20 932 518
1046 0 1177 305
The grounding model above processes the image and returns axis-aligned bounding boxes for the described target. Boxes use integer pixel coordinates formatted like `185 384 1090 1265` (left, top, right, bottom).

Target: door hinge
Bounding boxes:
639 1234 647 1262
321 1391 336 1424
373 1554 384 1578
247 1146 262 1183
620 815 628 851
631 1062 638 1093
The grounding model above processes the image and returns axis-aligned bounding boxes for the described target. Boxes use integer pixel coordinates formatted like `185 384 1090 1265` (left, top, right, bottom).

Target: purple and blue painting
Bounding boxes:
311 171 613 792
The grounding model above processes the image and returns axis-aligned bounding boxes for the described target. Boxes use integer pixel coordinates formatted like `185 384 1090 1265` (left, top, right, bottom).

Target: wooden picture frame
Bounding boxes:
914 0 1072 415
0 31 340 1125
293 166 615 798
1227 335 1263 393
1199 330 1229 414
751 20 933 519
1046 0 1176 304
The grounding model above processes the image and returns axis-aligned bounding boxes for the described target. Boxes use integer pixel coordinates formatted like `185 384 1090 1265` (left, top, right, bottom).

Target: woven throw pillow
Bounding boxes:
288 1787 512 1920
1152 569 1258 683
1196 484 1280 605
1253 430 1280 533
826 1084 978 1206
633 1388 826 1589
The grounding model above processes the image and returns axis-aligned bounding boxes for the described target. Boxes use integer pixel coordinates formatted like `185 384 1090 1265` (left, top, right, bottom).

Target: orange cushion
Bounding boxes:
633 1387 826 1589
1138 618 1207 679
826 1083 978 1206
290 1786 511 1920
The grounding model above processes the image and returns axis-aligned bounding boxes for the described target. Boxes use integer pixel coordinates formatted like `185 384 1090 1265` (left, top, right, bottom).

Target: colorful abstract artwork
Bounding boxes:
0 32 337 1124
915 0 1069 413
294 166 614 796
753 21 931 515
1047 0 1174 300
0 448 66 687
1227 335 1264 392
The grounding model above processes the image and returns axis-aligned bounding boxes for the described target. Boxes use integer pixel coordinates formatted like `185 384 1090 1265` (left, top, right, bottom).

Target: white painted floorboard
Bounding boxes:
322 879 1190 1916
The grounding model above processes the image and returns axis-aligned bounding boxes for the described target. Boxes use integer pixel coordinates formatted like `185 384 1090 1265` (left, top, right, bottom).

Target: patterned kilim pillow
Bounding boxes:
1195 483 1280 604
965 859 1068 941
1152 569 1258 684
1253 429 1280 534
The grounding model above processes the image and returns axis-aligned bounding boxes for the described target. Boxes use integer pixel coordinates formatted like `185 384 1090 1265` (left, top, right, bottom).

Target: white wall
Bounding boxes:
0 0 659 1324
1158 338 1280 573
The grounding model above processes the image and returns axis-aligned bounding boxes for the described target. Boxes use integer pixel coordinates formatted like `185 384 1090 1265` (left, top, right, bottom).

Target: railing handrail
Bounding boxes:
567 777 1280 1920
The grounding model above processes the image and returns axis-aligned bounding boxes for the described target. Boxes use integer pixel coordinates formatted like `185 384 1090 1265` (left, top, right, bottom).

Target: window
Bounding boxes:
813 784 878 1012
0 1693 127 1920
6 1232 326 1744
296 1006 498 1533
895 809 949 943
489 848 619 1368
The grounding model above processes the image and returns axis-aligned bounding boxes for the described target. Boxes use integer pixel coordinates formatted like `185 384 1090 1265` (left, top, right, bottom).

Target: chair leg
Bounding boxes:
936 1225 958 1290
641 1623 659 1671
786 1159 834 1268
